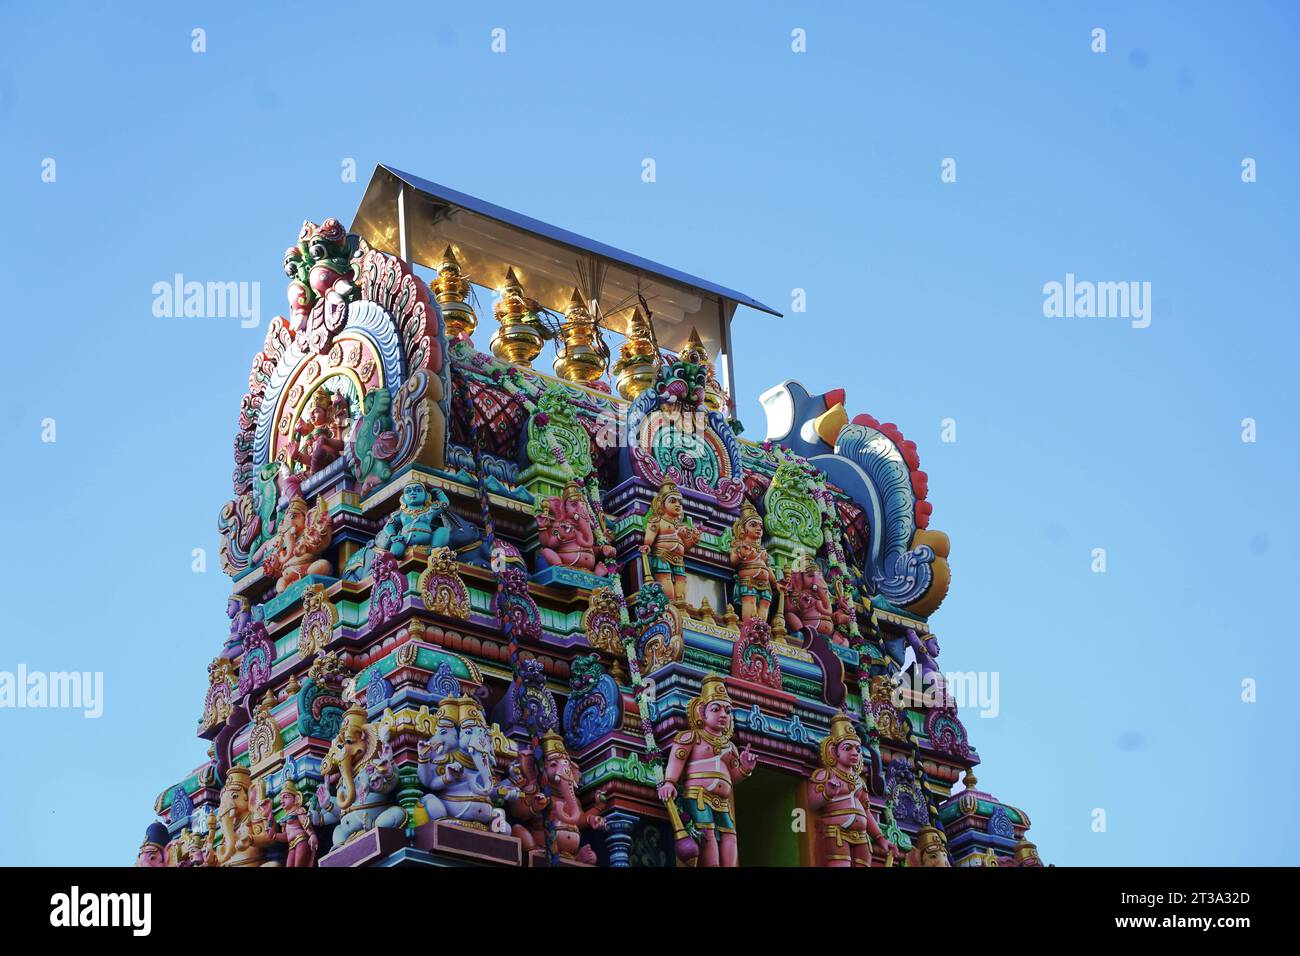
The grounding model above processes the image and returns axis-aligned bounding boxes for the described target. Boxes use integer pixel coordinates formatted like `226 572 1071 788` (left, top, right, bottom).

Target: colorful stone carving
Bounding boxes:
379 480 453 558
907 825 952 867
344 387 399 494
273 778 318 868
288 386 350 475
315 706 407 850
729 498 777 622
581 587 624 655
417 695 507 831
806 714 897 867
285 217 360 354
657 674 757 866
562 654 621 749
507 731 607 862
213 767 276 867
731 618 782 689
640 480 701 605
781 554 838 645
417 546 471 619
144 188 1045 871
297 582 338 659
536 481 615 575
260 494 333 593
135 822 169 867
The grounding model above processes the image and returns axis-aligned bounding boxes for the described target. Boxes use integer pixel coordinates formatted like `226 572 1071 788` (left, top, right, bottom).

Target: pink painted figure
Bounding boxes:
656 674 757 867
259 494 333 593
781 555 838 645
273 779 319 867
805 715 897 867
536 481 615 575
290 387 349 475
508 732 607 863
135 823 169 867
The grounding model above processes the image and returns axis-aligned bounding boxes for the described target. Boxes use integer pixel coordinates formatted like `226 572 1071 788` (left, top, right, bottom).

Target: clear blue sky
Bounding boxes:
1 1 1296 866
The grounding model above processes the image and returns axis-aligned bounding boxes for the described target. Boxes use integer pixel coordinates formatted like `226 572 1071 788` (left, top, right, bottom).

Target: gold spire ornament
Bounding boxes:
613 303 660 400
553 288 607 384
433 245 477 341
490 267 545 367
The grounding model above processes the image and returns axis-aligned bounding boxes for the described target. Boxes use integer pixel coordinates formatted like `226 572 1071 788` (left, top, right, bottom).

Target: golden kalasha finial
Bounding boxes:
613 303 659 400
554 288 607 384
433 245 477 341
490 267 545 366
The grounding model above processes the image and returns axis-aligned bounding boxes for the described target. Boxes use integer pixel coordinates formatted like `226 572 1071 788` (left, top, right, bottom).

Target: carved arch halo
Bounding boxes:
253 303 407 471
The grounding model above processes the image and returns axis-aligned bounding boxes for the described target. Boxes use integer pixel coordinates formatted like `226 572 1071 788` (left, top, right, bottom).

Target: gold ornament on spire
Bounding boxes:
613 303 659 400
490 267 545 367
553 288 607 385
433 245 477 341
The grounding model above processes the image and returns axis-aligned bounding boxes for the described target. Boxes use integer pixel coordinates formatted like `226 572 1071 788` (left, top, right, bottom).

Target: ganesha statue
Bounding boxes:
258 493 333 593
314 705 408 851
535 480 615 576
507 731 607 863
134 822 170 867
212 766 277 867
728 499 778 622
907 825 952 867
656 674 757 867
417 695 509 832
781 554 840 646
805 714 897 867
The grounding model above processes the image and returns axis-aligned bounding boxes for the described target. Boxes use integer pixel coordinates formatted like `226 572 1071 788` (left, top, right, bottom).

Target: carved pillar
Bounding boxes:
604 810 638 867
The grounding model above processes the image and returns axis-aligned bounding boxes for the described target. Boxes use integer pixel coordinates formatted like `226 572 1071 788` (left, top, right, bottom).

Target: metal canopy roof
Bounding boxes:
350 165 781 363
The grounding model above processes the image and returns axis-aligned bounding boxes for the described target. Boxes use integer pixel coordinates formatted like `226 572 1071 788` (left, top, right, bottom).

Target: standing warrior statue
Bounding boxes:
656 673 757 866
729 498 778 622
640 479 701 605
805 714 898 867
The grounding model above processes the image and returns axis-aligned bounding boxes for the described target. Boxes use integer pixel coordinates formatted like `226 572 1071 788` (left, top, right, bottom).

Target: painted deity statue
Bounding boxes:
640 480 701 605
213 767 276 867
273 778 318 867
657 674 757 867
135 822 169 867
729 499 778 622
378 480 453 559
805 714 897 867
417 695 508 832
536 481 616 576
260 494 333 593
290 386 350 475
907 825 952 867
315 706 407 851
507 731 607 863
782 554 839 645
